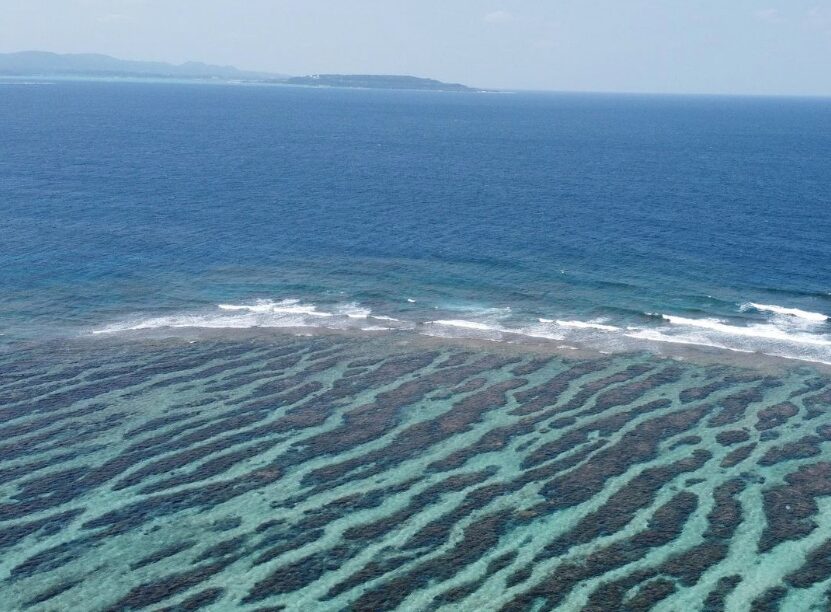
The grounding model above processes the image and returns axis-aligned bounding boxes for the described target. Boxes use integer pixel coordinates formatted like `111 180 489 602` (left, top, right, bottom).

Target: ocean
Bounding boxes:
1 80 831 610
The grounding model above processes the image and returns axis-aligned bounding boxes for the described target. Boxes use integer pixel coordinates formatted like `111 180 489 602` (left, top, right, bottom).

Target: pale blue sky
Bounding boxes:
2 0 831 95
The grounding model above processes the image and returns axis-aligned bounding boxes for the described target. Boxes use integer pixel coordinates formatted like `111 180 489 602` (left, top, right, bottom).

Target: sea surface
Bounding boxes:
1 80 831 610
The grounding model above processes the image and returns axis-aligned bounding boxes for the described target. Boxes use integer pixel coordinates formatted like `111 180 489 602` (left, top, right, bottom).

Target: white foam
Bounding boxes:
662 314 831 347
420 318 509 341
95 298 379 335
421 313 831 367
625 328 733 351
439 303 512 317
93 311 307 334
618 313 831 366
91 299 831 367
513 327 565 341
218 299 333 317
526 318 617 340
741 303 828 322
428 320 503 331
335 303 371 319
555 319 620 332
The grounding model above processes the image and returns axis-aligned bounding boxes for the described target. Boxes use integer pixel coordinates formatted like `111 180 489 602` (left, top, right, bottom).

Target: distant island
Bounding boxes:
284 74 478 92
0 51 285 81
0 51 480 92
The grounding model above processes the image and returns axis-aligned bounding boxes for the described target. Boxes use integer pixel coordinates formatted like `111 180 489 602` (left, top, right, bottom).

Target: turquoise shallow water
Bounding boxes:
1 331 831 610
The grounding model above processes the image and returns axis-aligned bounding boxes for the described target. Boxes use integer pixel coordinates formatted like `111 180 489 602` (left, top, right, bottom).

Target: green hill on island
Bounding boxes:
284 74 478 92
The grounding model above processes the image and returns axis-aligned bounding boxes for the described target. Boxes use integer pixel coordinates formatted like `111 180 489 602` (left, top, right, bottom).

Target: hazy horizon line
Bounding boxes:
3 48 831 101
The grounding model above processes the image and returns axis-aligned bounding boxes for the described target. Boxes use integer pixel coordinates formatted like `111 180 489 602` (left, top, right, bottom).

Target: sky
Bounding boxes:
1 0 831 95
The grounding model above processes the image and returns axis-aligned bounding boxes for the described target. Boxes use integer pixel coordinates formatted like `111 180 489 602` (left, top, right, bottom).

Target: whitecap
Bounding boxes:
741 302 828 322
95 298 373 335
618 312 831 366
335 303 372 319
625 328 734 351
427 319 504 331
218 299 333 317
92 311 309 334
661 314 831 347
555 320 620 332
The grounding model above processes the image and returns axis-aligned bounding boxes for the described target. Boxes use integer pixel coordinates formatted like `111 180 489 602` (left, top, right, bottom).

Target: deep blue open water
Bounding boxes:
2 81 830 363
1 80 831 610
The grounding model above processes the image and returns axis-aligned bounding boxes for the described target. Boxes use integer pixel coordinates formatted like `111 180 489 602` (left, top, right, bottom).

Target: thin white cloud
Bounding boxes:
484 10 513 24
806 7 831 30
97 13 130 23
754 8 783 23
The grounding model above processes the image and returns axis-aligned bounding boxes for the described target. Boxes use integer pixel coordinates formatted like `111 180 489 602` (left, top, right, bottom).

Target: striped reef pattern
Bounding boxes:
1 334 831 611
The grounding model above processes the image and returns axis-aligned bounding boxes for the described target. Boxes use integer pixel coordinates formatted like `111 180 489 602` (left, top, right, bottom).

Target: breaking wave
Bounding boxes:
93 299 409 335
91 297 831 366
740 302 828 323
624 312 831 366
